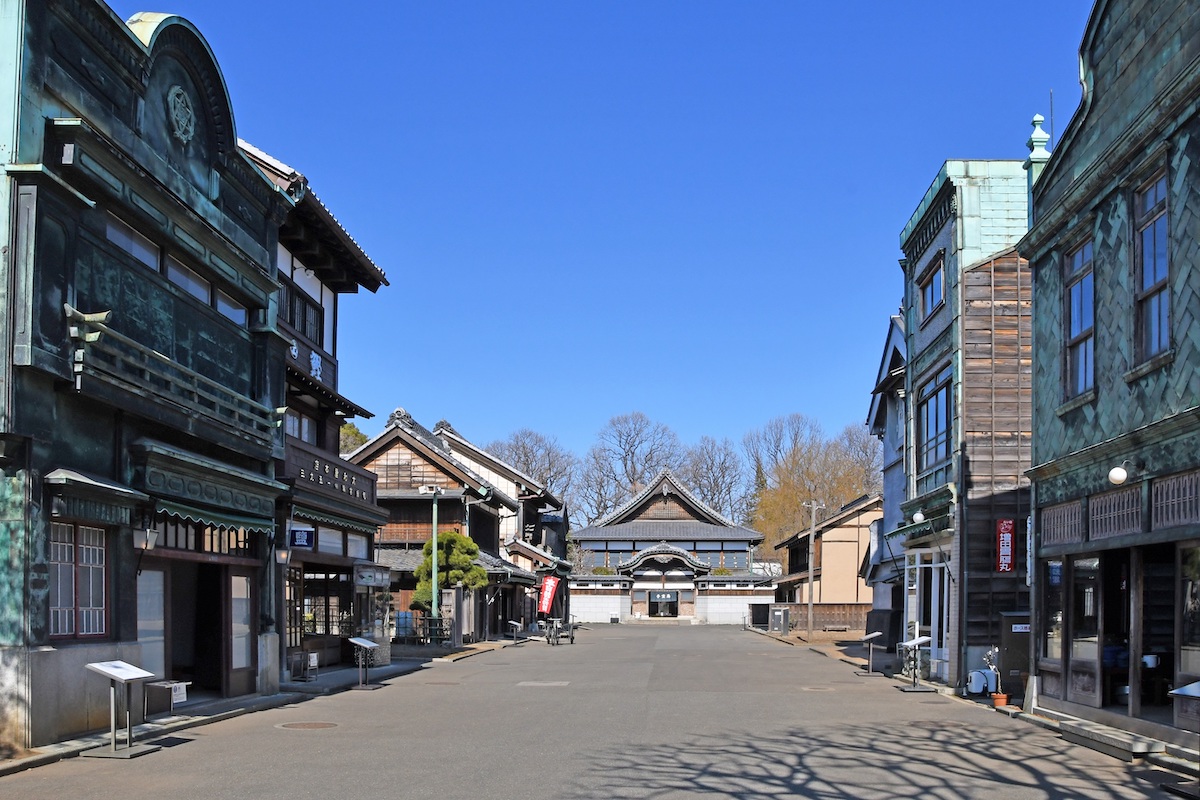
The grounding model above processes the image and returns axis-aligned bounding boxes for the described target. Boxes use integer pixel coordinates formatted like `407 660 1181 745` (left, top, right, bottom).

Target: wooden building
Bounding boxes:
863 316 908 649
0 2 291 749
887 160 1032 687
569 471 772 624
433 421 571 626
775 494 879 632
240 144 390 677
348 410 535 642
1019 0 1200 746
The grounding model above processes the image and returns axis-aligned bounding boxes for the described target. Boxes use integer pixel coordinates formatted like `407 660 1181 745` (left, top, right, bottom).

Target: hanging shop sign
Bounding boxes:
289 527 314 548
996 518 1016 572
538 575 560 615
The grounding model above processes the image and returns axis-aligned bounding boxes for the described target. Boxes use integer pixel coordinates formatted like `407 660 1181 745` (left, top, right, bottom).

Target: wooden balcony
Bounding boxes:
66 303 276 455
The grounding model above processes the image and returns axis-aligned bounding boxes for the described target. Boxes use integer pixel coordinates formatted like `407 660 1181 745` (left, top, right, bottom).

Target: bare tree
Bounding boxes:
576 412 684 524
680 436 747 521
485 428 577 501
743 415 882 550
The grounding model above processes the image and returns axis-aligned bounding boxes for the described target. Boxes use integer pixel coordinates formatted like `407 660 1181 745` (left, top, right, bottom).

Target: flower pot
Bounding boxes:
991 692 1009 707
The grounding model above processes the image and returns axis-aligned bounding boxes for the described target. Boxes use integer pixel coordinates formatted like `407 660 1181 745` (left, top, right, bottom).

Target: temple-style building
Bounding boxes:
569 471 773 624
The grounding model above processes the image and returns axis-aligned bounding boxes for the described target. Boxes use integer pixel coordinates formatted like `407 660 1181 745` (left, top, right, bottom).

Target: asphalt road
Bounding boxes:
1 625 1187 799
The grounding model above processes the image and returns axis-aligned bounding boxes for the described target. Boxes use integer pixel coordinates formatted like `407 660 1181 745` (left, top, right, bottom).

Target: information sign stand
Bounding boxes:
898 636 937 693
1161 681 1200 799
82 661 161 759
855 631 884 677
348 637 383 690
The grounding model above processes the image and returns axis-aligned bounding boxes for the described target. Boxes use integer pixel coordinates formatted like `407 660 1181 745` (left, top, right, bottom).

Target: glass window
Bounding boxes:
1065 241 1094 397
724 551 747 570
105 216 159 270
1135 174 1169 360
1043 559 1064 659
920 261 944 320
917 365 953 472
285 409 317 444
317 527 343 555
279 277 324 347
49 523 108 638
1071 556 1100 660
216 290 247 326
1183 546 1200 676
347 534 368 560
166 256 211 303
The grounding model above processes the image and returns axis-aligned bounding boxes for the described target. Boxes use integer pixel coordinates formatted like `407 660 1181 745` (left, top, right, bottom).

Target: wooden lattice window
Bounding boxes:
1041 501 1084 546
1089 487 1141 540
1152 469 1200 530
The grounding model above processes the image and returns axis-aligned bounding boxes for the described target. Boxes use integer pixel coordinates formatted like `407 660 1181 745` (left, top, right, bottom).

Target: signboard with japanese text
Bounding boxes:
996 518 1016 572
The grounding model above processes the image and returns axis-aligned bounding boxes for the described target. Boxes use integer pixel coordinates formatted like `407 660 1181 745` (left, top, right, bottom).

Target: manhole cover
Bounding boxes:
800 686 834 692
278 722 338 730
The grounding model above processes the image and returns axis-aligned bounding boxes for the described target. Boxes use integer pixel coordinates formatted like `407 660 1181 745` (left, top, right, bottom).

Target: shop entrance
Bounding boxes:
650 591 678 617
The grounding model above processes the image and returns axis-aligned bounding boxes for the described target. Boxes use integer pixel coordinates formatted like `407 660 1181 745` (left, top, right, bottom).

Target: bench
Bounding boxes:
822 624 850 632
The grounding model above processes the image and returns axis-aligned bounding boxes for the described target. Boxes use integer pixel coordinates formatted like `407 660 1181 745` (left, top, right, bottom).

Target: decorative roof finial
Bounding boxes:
1026 114 1051 166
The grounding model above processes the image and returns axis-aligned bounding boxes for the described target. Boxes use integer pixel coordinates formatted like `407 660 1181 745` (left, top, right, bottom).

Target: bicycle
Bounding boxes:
540 617 561 645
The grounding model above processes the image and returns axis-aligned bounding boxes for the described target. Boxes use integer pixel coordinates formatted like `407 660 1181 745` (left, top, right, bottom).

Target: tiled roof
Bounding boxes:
374 548 425 573
571 520 761 542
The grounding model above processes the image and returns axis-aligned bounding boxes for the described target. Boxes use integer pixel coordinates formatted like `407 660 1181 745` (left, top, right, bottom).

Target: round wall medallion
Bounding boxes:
167 85 196 145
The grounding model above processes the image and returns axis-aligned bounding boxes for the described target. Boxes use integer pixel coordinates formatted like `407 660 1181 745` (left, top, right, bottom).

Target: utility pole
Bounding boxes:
802 500 825 641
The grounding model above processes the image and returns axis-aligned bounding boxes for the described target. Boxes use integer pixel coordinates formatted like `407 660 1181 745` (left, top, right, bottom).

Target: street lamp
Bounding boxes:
419 486 443 618
802 499 824 641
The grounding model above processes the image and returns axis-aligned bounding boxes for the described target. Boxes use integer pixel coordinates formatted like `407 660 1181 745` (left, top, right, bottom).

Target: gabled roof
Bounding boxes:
346 408 517 511
614 541 712 575
868 314 906 434
571 469 762 544
775 494 883 551
239 140 388 293
433 421 563 510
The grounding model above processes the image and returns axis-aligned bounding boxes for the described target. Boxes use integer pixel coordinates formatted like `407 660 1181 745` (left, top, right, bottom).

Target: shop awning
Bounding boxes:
293 506 380 535
45 468 149 502
156 499 275 535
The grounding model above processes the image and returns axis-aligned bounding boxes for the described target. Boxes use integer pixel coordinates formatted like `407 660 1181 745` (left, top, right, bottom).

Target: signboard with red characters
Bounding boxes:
996 518 1016 572
538 575 560 614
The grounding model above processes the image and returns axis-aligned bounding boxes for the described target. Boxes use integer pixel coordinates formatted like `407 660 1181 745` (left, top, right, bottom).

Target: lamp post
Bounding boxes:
802 499 824 641
420 486 443 619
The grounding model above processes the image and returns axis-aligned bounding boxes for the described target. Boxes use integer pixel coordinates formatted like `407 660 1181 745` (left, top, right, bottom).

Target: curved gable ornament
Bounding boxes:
125 13 238 195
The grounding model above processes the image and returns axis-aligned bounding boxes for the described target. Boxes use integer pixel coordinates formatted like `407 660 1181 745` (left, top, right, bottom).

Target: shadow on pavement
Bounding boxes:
562 718 1180 799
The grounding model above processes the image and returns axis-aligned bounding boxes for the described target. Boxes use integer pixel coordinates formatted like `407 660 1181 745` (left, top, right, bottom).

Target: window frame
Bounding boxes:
919 259 945 321
48 522 110 639
1064 239 1095 398
1133 172 1169 361
104 214 251 329
279 276 325 348
916 365 953 474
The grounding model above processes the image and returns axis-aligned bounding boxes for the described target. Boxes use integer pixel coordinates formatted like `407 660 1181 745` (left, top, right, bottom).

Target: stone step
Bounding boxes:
1059 719 1166 762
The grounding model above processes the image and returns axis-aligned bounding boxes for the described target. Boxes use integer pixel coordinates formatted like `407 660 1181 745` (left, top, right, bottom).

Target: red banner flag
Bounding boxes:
538 575 560 615
996 519 1015 572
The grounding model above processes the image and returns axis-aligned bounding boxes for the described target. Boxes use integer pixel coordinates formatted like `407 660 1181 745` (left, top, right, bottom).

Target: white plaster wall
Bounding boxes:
697 596 771 625
570 594 626 624
28 640 151 746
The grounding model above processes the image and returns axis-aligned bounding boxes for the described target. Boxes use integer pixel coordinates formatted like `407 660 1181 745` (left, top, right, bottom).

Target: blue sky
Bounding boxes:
110 1 1093 457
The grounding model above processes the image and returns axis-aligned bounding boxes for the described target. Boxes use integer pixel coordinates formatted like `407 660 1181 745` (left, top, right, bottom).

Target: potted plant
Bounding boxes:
983 646 1007 706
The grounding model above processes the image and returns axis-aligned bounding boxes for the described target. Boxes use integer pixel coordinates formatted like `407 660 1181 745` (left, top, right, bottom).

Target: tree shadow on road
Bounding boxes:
562 715 1181 799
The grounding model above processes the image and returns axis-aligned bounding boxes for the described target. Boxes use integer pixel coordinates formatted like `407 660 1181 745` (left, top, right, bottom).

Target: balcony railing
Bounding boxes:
66 303 275 450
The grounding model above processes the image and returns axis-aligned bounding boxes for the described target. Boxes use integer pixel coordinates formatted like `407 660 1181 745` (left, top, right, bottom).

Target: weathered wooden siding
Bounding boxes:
961 252 1033 645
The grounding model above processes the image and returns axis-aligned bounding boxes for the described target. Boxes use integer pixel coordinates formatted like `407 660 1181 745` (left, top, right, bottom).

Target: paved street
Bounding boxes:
1 625 1190 799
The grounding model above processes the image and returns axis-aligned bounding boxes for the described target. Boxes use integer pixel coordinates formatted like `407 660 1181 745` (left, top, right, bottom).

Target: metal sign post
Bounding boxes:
856 631 884 677
898 636 937 693
348 637 383 690
82 661 161 759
